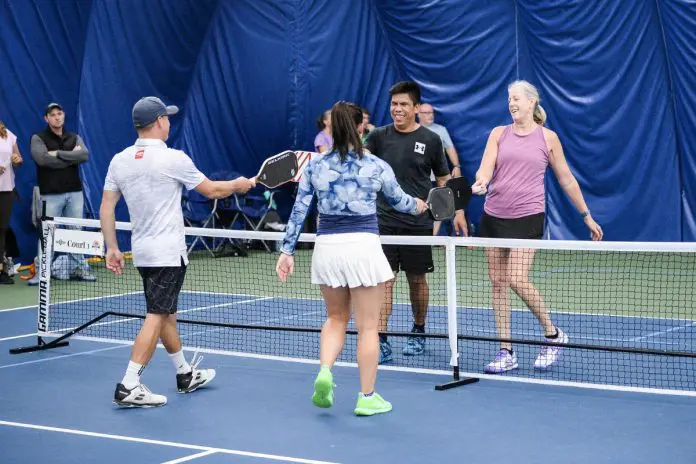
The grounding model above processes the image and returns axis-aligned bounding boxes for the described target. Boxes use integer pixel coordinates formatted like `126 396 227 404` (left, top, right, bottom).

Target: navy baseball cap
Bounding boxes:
45 102 63 115
132 96 179 129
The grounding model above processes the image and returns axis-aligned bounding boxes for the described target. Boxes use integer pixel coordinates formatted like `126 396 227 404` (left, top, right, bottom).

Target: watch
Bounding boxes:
581 210 591 218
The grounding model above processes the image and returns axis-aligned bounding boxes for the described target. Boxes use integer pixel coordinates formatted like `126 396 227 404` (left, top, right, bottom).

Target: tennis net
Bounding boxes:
13 216 696 395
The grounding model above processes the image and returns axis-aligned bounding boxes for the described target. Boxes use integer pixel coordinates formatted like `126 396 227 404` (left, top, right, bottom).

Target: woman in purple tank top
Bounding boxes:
471 80 603 374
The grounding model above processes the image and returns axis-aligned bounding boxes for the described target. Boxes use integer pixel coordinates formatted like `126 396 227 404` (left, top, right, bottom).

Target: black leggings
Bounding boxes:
0 191 13 270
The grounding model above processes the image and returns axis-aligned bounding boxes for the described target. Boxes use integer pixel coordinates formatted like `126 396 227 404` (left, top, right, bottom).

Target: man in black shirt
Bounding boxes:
365 81 467 363
30 103 95 282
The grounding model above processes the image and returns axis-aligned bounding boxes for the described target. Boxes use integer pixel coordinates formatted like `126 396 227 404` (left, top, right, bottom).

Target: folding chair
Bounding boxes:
220 187 278 252
182 189 221 256
206 170 281 252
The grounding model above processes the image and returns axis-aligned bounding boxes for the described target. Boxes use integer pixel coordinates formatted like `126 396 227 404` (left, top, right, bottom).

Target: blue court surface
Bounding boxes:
2 295 696 463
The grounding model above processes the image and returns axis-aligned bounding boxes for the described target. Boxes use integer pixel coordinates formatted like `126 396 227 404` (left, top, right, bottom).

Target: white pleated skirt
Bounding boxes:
311 233 394 288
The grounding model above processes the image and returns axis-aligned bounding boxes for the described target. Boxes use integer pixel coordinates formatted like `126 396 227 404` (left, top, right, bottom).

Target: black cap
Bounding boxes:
45 102 63 115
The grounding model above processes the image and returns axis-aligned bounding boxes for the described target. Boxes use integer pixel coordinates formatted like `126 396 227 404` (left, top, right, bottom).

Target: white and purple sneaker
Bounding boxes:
534 328 569 370
484 349 518 374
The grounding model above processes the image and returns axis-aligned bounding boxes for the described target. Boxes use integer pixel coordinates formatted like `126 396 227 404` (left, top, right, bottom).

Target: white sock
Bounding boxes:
122 361 144 389
169 350 191 374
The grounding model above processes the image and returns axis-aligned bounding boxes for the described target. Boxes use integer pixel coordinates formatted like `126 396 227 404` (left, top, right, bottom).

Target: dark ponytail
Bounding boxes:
330 101 363 162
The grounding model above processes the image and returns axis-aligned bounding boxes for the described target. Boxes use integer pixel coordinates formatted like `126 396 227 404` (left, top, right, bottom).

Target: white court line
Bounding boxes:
1 297 271 346
182 290 696 323
182 294 693 345
0 420 338 464
175 309 325 344
51 296 275 335
0 291 144 313
160 291 696 345
0 305 37 313
52 291 145 307
185 349 696 398
161 450 218 464
163 345 696 398
181 291 258 297
0 344 126 369
0 332 38 342
629 322 696 342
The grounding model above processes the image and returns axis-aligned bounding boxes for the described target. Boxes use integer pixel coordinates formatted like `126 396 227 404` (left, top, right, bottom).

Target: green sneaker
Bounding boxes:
354 392 392 416
312 367 334 408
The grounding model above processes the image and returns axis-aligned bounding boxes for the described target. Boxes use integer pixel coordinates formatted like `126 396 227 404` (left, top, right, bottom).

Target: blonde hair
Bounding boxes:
508 80 546 126
0 121 6 139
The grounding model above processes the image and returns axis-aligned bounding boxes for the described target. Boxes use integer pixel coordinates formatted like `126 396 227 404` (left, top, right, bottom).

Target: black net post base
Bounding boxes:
435 340 479 390
9 336 69 354
9 312 118 355
435 366 480 390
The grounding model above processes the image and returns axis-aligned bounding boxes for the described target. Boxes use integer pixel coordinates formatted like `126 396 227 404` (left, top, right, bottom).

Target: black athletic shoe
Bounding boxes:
176 352 216 393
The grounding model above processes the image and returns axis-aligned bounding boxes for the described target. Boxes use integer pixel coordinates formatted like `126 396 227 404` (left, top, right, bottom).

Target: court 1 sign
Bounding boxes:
53 229 105 257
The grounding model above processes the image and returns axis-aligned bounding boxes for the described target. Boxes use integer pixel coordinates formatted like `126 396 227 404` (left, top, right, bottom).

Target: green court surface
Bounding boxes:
0 277 38 310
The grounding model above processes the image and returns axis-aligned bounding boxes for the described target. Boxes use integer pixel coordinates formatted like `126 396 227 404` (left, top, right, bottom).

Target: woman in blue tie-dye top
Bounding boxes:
276 101 425 417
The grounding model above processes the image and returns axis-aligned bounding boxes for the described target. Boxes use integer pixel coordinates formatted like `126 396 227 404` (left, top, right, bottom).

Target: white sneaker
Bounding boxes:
534 328 569 370
5 258 16 276
27 273 39 286
113 383 167 408
176 351 216 393
484 349 518 373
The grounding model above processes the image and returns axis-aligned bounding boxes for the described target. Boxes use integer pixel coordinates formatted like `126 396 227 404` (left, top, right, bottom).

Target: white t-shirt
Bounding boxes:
0 129 17 192
104 138 205 267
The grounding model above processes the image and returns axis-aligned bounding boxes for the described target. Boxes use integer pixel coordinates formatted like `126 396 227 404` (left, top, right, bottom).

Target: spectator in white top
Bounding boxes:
0 120 23 284
100 96 255 408
418 103 462 235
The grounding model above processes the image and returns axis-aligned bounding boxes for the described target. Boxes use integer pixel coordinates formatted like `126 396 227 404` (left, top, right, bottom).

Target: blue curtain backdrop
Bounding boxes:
1 0 695 262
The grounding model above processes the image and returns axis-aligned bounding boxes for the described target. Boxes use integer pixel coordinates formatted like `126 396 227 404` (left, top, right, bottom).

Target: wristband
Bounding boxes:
581 210 590 218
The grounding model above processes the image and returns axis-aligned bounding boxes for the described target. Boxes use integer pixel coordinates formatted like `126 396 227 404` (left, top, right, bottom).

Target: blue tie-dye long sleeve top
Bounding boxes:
280 150 419 255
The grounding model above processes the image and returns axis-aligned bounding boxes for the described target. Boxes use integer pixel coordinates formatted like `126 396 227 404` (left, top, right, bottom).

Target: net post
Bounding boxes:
435 237 478 390
37 217 54 337
10 216 69 354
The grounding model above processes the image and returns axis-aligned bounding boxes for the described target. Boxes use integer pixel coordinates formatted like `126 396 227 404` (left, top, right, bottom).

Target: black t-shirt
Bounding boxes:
366 124 448 229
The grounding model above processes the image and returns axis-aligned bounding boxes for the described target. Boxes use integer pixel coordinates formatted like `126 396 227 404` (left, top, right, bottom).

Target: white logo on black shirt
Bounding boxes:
414 142 426 154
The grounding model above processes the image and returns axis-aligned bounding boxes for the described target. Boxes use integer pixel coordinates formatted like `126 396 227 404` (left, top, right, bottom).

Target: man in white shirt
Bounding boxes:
418 103 463 236
100 96 255 408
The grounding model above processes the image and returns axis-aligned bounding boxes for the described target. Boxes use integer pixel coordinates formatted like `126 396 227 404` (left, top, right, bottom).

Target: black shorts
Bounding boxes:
479 212 545 239
379 225 434 274
137 257 187 314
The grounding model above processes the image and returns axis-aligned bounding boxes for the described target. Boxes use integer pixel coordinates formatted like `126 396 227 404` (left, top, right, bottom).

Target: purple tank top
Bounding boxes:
484 125 549 219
